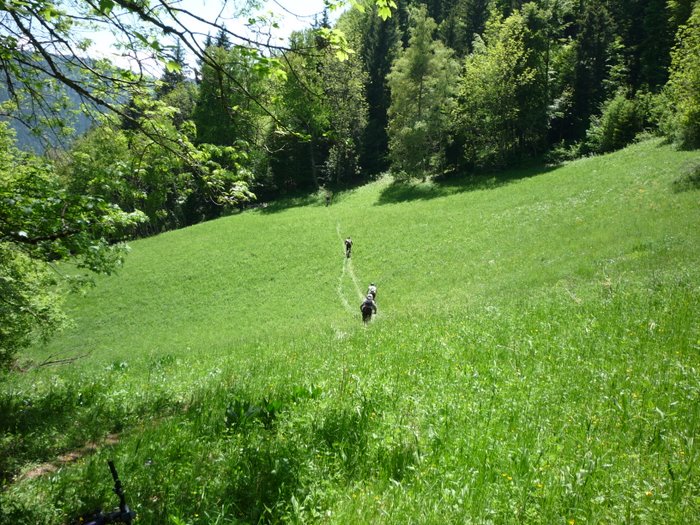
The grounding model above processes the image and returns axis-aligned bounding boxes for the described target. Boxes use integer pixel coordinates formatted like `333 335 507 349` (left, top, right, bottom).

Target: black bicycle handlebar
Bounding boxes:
73 460 136 525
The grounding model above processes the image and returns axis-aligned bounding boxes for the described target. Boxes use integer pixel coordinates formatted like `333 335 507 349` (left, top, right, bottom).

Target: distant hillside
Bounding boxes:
0 54 118 152
0 89 96 153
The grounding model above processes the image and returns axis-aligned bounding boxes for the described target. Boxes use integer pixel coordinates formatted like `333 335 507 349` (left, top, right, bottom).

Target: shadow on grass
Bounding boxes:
222 391 418 522
672 159 700 193
256 193 321 214
250 175 382 214
375 163 558 205
0 364 182 485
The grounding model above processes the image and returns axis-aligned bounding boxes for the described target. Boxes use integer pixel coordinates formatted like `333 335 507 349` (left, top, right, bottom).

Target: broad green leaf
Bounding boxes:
99 0 115 15
165 60 182 73
350 0 366 13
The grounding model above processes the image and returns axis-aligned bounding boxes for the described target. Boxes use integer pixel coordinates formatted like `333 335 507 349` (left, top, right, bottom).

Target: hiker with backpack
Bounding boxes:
360 294 377 324
367 283 377 300
344 237 353 258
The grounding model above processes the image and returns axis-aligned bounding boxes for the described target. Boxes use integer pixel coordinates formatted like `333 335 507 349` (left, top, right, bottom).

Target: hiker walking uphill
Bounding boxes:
360 294 377 324
367 283 377 300
344 237 353 258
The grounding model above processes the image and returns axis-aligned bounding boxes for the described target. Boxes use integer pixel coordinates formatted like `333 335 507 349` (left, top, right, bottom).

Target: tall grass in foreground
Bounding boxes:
1 139 699 523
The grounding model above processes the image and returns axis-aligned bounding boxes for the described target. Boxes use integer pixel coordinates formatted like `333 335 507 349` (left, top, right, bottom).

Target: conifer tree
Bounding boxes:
387 5 459 179
157 40 188 98
570 0 617 139
352 0 409 174
438 0 490 57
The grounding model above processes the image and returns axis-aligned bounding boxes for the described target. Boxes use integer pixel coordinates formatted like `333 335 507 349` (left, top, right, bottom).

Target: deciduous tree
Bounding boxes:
662 2 700 149
456 10 547 169
0 123 145 370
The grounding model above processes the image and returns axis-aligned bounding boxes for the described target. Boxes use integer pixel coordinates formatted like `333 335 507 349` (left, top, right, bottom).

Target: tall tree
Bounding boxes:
491 0 527 18
604 0 672 92
266 24 367 192
387 5 460 179
351 0 409 174
438 0 491 57
455 9 548 169
662 1 700 149
155 40 196 130
268 30 331 192
638 0 673 90
668 0 695 28
320 46 369 185
570 0 617 139
215 26 233 50
157 40 188 98
193 45 239 147
62 100 255 235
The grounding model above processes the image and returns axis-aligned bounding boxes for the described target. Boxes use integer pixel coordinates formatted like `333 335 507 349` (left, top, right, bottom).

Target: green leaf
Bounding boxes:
133 31 149 46
98 0 115 15
350 0 366 13
133 31 162 52
39 4 62 20
164 60 181 73
375 0 396 20
272 68 287 81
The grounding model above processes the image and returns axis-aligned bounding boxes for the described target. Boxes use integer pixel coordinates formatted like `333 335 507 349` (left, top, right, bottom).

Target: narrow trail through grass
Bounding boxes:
20 434 120 482
334 221 364 316
336 258 354 314
346 258 364 300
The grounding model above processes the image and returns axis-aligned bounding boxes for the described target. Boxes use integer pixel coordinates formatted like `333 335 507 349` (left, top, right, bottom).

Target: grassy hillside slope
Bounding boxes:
2 139 699 524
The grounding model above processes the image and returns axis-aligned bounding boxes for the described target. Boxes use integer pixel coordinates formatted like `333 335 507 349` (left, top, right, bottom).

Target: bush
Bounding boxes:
544 140 583 165
672 159 700 192
586 91 645 154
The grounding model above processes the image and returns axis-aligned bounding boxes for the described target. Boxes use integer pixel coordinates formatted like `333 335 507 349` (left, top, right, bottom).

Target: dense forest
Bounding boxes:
1 0 699 370
7 1 700 223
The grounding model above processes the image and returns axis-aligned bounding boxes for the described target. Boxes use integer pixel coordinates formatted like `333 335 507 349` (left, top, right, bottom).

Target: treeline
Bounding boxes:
11 0 700 237
52 0 698 235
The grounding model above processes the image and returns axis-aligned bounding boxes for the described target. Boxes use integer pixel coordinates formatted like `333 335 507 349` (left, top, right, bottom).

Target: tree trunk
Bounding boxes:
309 136 319 189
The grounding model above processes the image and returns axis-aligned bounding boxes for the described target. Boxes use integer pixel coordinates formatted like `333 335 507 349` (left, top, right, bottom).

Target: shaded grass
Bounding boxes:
375 163 555 205
672 158 700 192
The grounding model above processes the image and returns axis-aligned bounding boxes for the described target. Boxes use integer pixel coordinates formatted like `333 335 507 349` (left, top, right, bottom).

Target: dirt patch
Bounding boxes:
18 434 120 481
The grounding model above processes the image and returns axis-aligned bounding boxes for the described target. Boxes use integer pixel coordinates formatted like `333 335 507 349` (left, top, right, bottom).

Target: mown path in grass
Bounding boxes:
334 221 364 315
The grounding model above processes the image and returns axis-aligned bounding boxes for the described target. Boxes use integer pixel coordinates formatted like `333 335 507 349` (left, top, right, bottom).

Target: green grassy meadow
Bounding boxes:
2 138 700 524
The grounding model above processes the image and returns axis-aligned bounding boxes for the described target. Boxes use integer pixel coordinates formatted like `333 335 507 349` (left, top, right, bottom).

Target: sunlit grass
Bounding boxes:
2 139 699 523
